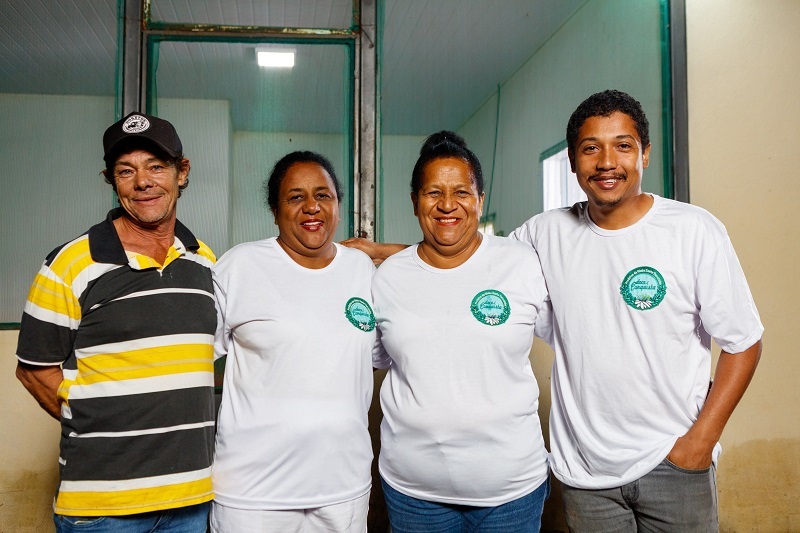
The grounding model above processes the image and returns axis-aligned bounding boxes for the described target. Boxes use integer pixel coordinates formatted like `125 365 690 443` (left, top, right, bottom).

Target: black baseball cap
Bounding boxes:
103 112 183 166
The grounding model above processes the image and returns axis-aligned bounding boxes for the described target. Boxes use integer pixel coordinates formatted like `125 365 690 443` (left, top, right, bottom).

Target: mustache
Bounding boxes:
589 172 626 180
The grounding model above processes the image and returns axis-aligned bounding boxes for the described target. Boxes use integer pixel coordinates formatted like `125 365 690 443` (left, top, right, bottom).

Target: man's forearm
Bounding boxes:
16 362 63 420
340 238 409 265
668 339 761 468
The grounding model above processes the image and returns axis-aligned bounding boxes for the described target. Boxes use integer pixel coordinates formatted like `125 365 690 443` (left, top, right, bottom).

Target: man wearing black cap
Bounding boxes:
15 112 217 532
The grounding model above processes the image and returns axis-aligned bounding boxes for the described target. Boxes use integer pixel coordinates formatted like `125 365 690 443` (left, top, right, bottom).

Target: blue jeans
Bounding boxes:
54 502 210 533
561 458 718 532
381 476 550 533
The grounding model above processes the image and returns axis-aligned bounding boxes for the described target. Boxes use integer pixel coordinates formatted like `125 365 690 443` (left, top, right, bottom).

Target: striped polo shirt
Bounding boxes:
16 208 217 517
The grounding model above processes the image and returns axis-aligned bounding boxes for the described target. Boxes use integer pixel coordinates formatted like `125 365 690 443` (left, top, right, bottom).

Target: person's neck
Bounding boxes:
276 237 337 269
113 215 177 265
417 233 482 269
587 193 654 230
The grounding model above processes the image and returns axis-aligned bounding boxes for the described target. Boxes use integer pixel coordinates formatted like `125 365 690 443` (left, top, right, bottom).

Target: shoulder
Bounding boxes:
510 204 584 244
334 243 378 274
43 232 93 281
214 238 276 272
373 245 415 280
654 196 728 238
485 234 539 262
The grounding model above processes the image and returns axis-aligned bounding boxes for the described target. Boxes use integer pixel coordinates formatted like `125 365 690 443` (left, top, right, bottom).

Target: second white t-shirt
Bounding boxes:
212 239 380 510
372 234 550 506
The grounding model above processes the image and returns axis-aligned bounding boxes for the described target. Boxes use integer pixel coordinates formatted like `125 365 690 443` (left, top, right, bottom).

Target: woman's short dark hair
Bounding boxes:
265 151 343 212
410 131 484 195
566 90 650 154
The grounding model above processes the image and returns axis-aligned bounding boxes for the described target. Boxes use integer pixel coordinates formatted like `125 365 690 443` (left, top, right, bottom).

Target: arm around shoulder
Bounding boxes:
340 238 409 266
16 361 63 420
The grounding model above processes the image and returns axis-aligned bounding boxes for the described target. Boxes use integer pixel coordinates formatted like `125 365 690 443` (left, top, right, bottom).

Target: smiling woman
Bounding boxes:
410 132 485 269
370 132 552 533
268 155 342 269
209 151 381 533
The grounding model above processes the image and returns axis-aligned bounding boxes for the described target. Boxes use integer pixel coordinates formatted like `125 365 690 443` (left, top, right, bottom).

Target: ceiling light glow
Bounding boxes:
257 51 295 68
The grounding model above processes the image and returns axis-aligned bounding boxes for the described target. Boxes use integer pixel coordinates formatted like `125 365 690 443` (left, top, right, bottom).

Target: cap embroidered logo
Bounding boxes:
122 115 150 134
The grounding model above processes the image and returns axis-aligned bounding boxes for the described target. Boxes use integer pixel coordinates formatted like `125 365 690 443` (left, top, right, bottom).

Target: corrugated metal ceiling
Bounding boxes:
0 0 584 134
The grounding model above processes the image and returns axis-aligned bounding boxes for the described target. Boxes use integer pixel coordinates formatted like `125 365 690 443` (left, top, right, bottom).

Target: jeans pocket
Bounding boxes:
663 457 711 474
56 514 107 530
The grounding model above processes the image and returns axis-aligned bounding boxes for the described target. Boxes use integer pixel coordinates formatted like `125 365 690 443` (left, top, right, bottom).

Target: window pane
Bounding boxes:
150 0 355 29
0 0 118 323
151 40 353 257
542 148 585 211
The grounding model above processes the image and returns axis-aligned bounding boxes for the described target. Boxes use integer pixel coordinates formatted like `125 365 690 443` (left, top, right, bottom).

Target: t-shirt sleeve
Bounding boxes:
368 261 392 369
16 260 79 366
533 298 555 347
212 267 232 361
372 327 391 369
696 233 763 354
509 221 532 245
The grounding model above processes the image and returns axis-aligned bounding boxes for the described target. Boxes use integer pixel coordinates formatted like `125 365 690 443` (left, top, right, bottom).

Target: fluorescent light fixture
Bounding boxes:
257 50 295 68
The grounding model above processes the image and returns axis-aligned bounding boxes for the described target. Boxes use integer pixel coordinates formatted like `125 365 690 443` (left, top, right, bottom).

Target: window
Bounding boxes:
541 142 586 211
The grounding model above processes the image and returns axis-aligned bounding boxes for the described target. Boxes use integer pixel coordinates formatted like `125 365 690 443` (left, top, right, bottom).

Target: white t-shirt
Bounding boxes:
372 234 550 506
511 194 763 489
211 239 380 510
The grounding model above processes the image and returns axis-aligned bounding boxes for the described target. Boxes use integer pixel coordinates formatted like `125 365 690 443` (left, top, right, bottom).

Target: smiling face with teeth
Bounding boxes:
273 161 341 268
569 111 652 229
412 156 485 268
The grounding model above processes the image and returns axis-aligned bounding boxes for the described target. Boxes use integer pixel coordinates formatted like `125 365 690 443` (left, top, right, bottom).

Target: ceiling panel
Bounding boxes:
155 41 348 134
0 0 117 96
0 0 583 134
381 0 585 134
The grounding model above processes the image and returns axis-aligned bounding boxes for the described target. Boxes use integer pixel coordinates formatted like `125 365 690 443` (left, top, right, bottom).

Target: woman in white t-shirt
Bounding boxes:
371 132 551 533
210 151 381 533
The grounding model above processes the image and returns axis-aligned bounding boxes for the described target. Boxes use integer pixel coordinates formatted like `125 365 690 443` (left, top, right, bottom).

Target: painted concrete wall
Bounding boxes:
0 94 115 323
379 135 425 243
231 131 350 246
458 0 665 236
0 329 60 532
686 1 800 530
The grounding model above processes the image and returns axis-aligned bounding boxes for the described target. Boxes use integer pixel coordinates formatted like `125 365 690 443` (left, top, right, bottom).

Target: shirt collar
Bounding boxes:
88 207 199 264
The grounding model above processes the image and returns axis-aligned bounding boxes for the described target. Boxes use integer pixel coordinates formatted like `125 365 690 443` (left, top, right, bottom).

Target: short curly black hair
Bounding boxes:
566 90 650 154
265 151 343 212
410 130 484 195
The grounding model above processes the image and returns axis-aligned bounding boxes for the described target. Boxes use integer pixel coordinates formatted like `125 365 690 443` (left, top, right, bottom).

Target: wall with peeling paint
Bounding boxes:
686 1 800 530
0 330 60 531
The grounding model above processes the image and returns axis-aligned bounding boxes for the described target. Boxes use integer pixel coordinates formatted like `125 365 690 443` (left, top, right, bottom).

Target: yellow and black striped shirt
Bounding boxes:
17 208 217 517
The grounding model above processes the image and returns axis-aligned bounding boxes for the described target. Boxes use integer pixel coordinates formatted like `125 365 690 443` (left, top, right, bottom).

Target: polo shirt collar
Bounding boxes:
88 207 200 264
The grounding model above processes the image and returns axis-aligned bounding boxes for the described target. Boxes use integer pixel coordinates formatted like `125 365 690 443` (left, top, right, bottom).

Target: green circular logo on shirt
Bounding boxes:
345 297 376 331
470 290 510 326
620 266 667 310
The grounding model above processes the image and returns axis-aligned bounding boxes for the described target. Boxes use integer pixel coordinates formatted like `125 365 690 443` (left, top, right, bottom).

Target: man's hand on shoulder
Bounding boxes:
340 238 408 266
